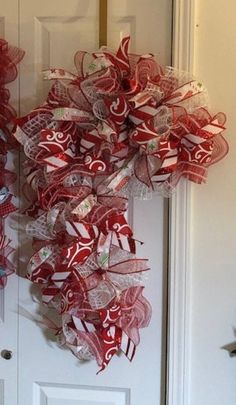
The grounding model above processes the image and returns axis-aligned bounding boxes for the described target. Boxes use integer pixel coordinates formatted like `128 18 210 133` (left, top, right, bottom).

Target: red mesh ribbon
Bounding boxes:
13 37 227 370
0 39 24 289
0 236 15 288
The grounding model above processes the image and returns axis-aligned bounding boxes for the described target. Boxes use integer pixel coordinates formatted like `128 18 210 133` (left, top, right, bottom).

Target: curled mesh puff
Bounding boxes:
93 99 109 121
21 111 53 140
109 272 144 292
88 280 116 310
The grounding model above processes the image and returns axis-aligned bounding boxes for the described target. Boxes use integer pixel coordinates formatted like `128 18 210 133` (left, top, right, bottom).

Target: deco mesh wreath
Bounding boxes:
0 39 24 288
13 37 228 372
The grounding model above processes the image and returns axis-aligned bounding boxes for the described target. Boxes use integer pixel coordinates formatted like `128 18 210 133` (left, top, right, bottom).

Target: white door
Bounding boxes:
0 1 172 404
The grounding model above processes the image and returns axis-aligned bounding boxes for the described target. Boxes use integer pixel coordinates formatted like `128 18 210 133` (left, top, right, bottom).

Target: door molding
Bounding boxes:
167 1 196 404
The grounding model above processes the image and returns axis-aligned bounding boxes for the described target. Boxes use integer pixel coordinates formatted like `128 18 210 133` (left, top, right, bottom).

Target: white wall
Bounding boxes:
189 1 236 404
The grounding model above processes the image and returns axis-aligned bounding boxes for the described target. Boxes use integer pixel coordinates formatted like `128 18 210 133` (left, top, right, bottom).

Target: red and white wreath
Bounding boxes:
0 39 24 288
13 37 228 372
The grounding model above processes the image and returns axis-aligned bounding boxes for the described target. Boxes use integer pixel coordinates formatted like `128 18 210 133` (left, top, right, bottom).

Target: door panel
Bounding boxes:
19 0 99 115
0 1 172 404
34 383 129 405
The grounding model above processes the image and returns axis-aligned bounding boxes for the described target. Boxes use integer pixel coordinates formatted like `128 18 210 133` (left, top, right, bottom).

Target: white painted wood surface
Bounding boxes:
0 1 172 404
168 2 236 405
186 1 236 404
167 1 195 405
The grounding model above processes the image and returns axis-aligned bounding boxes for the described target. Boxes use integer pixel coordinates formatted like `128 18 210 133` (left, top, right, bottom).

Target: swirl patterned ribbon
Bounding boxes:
0 39 24 288
14 37 228 371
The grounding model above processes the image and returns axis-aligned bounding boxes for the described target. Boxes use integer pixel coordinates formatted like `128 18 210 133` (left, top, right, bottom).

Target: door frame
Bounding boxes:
167 1 196 404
